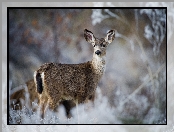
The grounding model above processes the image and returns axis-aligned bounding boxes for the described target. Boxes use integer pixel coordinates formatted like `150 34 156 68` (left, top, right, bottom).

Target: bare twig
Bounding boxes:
119 63 165 107
134 35 156 91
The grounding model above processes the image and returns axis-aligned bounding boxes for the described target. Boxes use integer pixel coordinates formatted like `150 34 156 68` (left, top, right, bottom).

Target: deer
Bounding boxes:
10 79 76 121
34 29 115 119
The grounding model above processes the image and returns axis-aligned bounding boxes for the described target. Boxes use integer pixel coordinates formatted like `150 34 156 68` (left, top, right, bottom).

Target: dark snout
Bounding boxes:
95 50 101 55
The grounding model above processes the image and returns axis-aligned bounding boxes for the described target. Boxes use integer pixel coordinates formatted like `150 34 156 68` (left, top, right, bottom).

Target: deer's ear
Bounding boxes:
84 29 96 44
105 30 115 44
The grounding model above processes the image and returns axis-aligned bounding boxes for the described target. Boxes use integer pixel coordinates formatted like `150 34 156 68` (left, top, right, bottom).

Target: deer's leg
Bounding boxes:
61 100 75 118
81 94 95 112
43 97 61 118
75 99 79 124
39 100 47 119
38 94 48 119
88 94 95 107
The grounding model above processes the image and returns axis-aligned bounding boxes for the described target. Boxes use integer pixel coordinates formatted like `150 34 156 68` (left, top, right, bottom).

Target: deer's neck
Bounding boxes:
91 55 106 77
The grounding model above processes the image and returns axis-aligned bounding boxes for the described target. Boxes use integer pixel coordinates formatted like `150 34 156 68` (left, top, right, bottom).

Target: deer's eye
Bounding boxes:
100 44 105 47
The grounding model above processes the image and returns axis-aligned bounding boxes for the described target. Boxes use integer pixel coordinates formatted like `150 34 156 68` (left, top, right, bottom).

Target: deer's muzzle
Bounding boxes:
95 50 101 55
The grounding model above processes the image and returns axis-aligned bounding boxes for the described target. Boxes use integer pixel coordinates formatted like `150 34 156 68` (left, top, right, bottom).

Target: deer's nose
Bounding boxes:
95 50 101 55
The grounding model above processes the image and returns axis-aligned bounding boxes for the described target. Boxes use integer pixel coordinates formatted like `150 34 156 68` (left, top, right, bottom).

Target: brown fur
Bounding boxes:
10 79 76 118
10 79 37 110
34 29 115 118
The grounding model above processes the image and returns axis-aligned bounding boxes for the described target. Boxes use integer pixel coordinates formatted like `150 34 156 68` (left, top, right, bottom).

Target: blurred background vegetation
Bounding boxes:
9 8 166 124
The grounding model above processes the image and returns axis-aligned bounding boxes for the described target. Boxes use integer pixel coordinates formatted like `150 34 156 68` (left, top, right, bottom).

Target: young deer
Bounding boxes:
34 29 115 118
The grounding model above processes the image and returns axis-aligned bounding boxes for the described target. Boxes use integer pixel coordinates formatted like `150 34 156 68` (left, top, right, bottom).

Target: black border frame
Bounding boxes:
7 7 167 125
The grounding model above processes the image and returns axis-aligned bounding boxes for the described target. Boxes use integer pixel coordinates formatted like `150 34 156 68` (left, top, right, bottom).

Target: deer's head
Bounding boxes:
84 29 115 57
